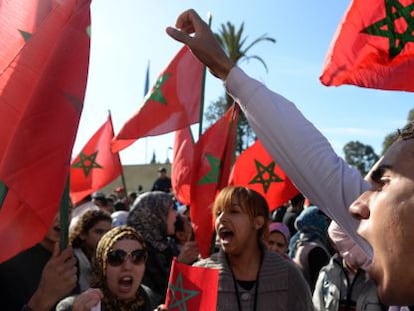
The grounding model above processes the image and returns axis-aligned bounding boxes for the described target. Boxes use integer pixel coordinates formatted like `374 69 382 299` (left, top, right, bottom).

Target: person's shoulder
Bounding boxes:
193 253 221 269
262 249 297 273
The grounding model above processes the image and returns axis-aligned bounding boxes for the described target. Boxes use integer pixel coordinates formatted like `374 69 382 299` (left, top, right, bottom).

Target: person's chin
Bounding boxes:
377 277 414 305
371 264 404 305
116 290 137 301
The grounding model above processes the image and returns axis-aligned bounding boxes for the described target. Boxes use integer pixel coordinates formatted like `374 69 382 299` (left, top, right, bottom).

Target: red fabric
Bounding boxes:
70 115 122 204
0 0 90 263
172 127 194 205
320 0 414 91
112 46 203 152
190 107 238 258
229 139 299 211
165 258 219 311
217 105 239 190
0 0 55 73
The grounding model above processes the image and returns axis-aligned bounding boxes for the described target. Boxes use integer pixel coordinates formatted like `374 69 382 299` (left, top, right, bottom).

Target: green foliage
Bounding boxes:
381 132 397 155
206 21 275 154
214 22 275 72
381 108 414 155
343 141 379 176
205 96 255 155
204 96 227 126
408 108 414 122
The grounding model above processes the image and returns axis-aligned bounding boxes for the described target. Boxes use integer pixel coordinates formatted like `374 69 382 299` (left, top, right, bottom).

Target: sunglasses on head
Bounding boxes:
107 249 147 267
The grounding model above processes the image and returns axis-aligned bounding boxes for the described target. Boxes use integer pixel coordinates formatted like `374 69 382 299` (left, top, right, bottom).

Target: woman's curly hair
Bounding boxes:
69 209 112 249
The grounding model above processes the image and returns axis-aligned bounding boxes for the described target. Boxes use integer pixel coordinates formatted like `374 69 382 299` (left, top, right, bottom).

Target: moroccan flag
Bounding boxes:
165 258 219 311
172 127 195 205
112 46 204 152
320 0 414 91
70 115 122 204
229 140 299 211
190 106 239 258
0 0 90 263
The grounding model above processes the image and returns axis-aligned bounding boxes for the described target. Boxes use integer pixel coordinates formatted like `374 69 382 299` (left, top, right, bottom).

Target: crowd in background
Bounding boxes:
0 166 391 310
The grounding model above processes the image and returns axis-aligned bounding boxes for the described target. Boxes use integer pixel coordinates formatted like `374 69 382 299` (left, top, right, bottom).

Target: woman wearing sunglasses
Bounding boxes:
61 226 159 311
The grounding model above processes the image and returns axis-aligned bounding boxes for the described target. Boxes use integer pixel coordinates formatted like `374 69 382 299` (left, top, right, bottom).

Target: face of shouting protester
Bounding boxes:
105 239 147 301
214 187 267 257
215 202 260 256
349 139 414 305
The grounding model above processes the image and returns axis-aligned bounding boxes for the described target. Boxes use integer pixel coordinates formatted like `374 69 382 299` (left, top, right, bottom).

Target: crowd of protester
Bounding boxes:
0 174 397 310
3 7 414 311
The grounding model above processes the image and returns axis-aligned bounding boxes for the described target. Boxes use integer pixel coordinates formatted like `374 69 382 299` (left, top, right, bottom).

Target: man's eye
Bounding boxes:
374 177 390 191
379 177 390 186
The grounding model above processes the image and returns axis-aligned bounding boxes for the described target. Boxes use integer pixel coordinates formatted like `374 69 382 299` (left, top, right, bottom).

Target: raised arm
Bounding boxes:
166 9 372 257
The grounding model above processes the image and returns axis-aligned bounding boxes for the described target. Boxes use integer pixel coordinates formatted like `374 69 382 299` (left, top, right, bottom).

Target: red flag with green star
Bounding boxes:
70 115 122 204
321 0 414 91
0 0 90 263
112 46 203 152
165 258 219 311
190 106 239 258
229 139 299 211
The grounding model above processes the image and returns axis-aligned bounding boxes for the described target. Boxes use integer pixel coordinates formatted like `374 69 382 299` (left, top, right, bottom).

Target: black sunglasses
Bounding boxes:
107 249 147 267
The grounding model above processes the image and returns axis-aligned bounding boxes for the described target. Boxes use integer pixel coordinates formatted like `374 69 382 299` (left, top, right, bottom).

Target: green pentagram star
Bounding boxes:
249 160 283 193
147 73 171 105
18 29 32 42
71 151 102 177
197 154 221 185
168 273 199 311
361 0 414 58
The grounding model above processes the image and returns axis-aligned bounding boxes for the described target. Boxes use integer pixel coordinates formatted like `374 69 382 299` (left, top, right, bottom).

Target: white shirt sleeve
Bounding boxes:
225 66 372 258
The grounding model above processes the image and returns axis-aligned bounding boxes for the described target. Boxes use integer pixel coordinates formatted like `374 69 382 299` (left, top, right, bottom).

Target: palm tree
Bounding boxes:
207 21 275 153
215 22 276 85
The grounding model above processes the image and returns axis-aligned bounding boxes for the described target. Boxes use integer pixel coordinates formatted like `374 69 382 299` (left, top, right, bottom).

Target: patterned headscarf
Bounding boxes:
127 191 173 252
92 226 147 311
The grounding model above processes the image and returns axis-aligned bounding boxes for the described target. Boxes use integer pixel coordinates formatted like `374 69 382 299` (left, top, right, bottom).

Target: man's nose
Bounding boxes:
349 191 371 220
